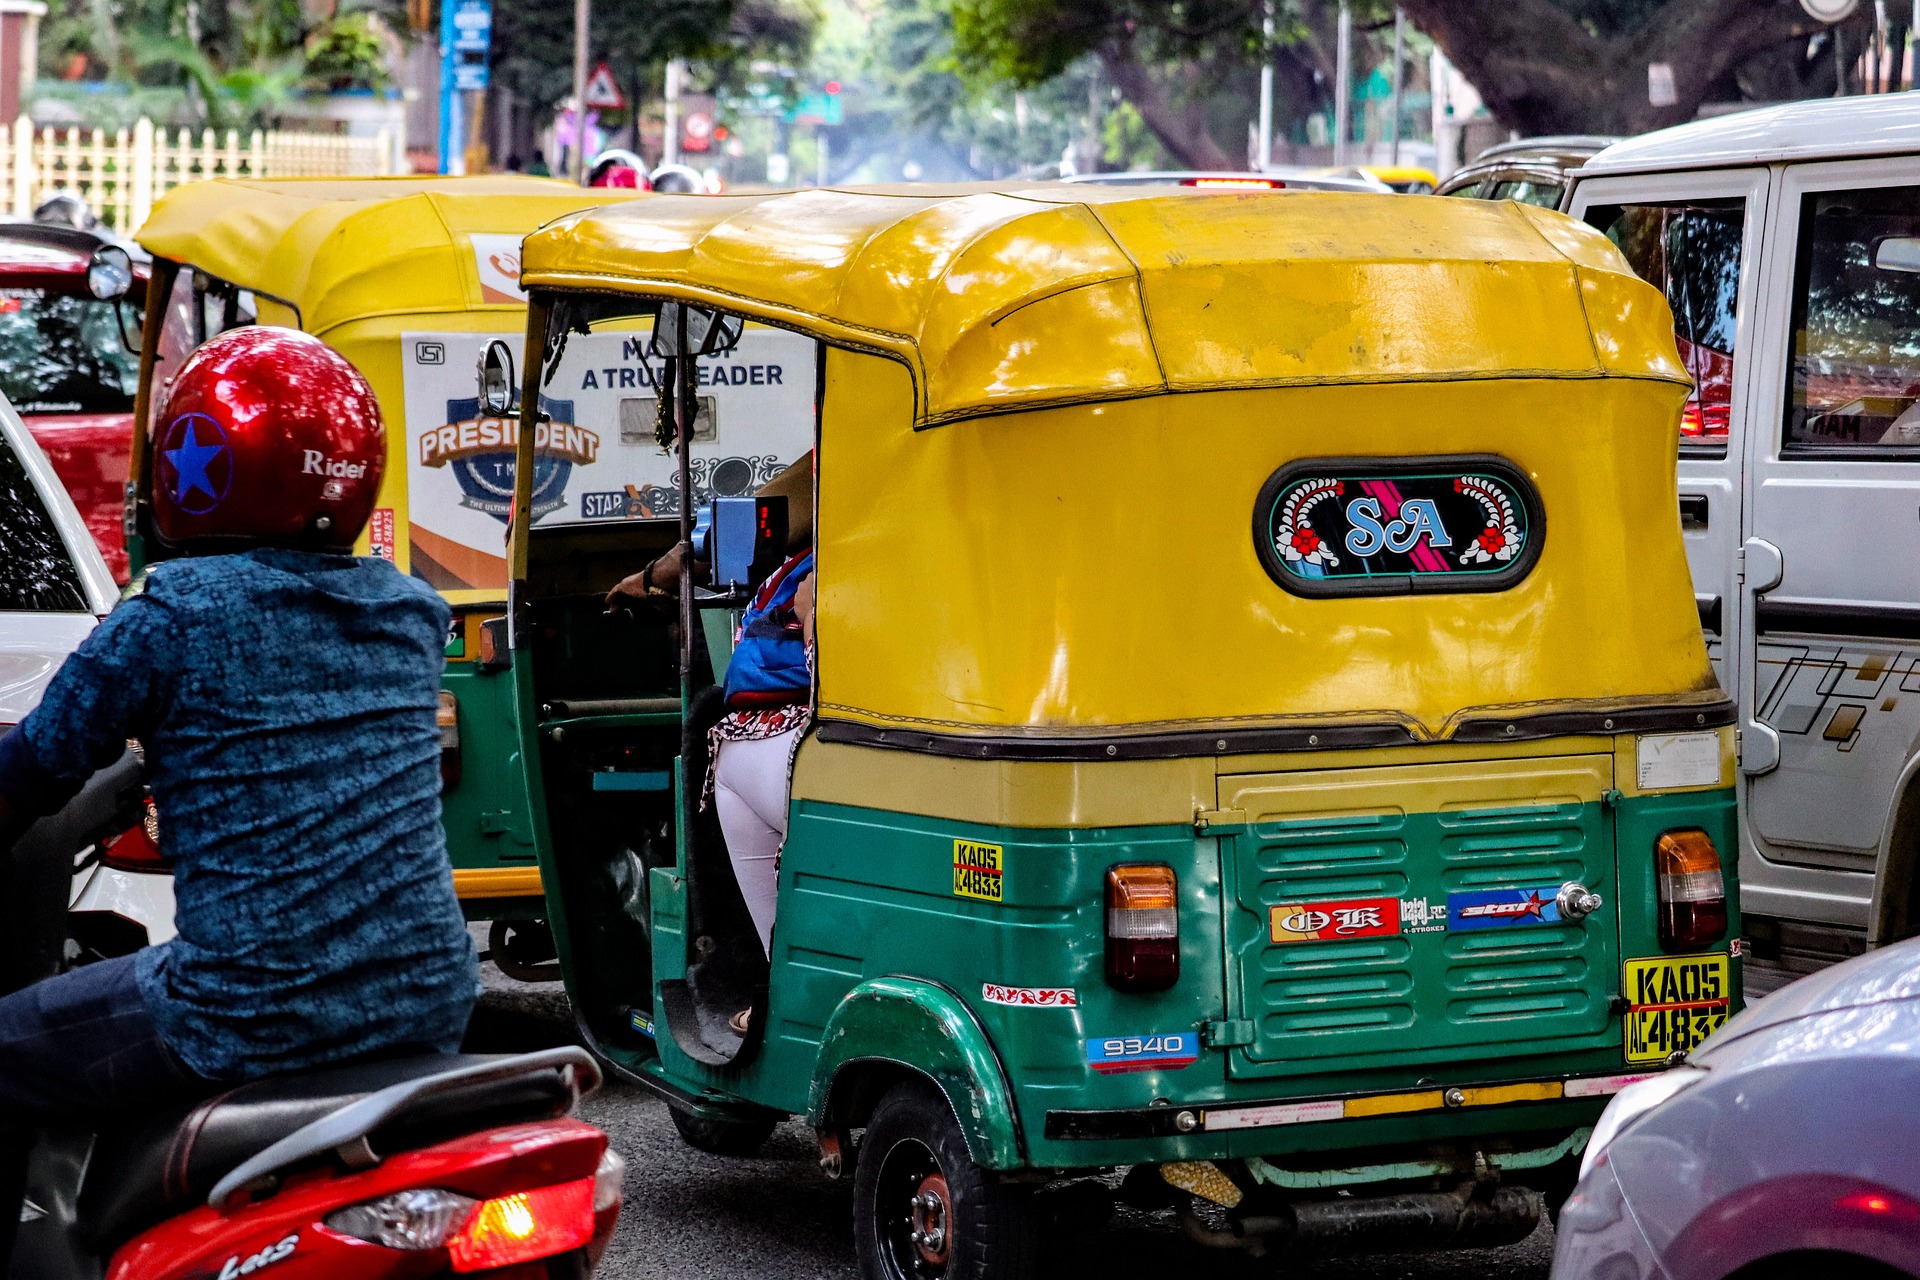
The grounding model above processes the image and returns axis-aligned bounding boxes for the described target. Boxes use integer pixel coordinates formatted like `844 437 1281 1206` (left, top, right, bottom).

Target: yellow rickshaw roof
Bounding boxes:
519 183 1687 427
136 176 634 336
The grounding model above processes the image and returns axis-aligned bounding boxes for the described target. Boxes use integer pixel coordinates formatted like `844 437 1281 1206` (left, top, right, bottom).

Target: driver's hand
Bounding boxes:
605 570 656 612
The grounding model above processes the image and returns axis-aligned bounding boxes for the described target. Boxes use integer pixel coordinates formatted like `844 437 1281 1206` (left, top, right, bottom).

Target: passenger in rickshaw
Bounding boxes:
605 453 816 1023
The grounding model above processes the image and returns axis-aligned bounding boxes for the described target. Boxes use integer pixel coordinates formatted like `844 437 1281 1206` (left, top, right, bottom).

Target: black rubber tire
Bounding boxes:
668 1105 779 1156
853 1079 1037 1280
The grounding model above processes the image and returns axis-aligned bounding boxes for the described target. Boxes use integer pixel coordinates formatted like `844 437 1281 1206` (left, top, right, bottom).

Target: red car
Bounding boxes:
0 222 146 582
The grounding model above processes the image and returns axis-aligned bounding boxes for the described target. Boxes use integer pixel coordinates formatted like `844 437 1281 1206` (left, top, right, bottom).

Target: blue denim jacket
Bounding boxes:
0 549 478 1080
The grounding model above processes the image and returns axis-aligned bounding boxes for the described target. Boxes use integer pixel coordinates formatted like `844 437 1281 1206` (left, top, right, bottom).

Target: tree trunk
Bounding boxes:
1398 0 1849 136
1097 48 1237 170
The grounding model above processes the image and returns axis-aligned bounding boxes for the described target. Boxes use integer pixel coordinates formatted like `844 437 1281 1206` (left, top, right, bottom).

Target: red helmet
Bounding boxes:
153 327 384 552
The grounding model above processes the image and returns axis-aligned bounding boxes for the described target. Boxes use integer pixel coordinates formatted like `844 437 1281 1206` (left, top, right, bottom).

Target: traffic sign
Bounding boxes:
682 110 713 152
583 62 625 111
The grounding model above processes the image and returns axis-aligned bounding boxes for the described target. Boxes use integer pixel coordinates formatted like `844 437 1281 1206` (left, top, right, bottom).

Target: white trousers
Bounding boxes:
712 727 799 957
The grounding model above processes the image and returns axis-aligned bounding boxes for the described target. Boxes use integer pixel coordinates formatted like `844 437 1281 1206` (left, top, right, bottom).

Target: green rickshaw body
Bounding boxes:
508 184 1741 1241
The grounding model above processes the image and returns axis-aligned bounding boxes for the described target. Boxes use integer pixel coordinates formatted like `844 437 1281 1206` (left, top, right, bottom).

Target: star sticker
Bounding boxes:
166 421 226 505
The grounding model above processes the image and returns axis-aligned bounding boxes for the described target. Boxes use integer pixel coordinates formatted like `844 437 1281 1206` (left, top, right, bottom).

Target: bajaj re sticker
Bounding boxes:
953 839 1003 902
1269 896 1400 943
1622 954 1730 1065
1447 886 1565 931
1086 1032 1199 1074
1399 896 1449 934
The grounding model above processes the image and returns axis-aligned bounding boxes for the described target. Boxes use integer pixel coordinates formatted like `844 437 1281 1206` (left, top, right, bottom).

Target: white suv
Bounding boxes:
0 388 175 951
1564 96 1920 989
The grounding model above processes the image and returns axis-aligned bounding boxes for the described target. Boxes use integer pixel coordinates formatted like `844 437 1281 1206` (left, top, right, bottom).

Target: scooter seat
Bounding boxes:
81 1052 578 1247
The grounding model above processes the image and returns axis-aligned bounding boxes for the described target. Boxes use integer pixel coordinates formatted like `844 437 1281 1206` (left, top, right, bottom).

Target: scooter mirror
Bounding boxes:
477 339 516 417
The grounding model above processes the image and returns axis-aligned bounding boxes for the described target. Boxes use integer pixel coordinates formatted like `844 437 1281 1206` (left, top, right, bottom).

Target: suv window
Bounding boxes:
1589 199 1744 454
1785 186 1920 456
0 289 139 414
0 433 86 611
1488 178 1562 208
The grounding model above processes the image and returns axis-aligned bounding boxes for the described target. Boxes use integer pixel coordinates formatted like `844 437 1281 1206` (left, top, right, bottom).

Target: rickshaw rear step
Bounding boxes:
1177 1184 1542 1256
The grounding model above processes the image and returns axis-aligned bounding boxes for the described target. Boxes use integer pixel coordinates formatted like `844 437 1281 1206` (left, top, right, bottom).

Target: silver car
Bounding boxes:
0 390 175 952
1553 937 1920 1279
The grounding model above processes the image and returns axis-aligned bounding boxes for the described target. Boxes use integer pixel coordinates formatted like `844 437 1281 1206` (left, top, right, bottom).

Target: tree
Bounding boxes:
947 0 1387 170
1381 0 1866 135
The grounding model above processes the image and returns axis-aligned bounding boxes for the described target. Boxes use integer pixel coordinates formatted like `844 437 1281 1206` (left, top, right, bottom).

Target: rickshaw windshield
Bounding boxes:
516 299 814 528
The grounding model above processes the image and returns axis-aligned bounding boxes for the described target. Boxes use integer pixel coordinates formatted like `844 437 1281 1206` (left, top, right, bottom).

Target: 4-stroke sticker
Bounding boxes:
1270 895 1400 944
1086 1032 1199 1074
1447 885 1565 931
1622 953 1729 1065
953 839 1003 902
982 983 1076 1008
1399 895 1448 934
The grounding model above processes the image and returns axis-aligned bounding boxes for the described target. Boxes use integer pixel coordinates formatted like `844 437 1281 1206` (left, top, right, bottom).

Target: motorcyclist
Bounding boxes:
0 328 478 1244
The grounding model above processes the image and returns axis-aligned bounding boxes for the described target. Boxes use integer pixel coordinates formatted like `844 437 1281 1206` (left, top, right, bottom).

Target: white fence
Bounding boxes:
0 117 398 231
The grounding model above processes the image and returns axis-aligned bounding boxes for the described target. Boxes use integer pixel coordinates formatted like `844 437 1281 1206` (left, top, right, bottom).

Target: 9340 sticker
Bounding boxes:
1086 1032 1200 1075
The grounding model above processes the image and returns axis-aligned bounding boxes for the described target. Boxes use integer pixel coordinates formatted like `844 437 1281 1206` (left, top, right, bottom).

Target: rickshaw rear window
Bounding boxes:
0 435 86 611
0 288 138 415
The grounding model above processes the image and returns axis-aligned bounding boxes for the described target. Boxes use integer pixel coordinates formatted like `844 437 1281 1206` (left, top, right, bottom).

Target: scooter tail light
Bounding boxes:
1106 863 1179 992
447 1177 596 1272
102 797 167 872
1655 828 1727 952
592 1145 626 1214
323 1187 476 1250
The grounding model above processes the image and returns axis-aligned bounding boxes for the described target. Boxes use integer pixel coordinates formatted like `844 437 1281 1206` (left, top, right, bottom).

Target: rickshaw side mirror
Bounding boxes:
86 245 133 301
478 339 516 417
1874 236 1920 273
695 495 787 594
650 301 744 358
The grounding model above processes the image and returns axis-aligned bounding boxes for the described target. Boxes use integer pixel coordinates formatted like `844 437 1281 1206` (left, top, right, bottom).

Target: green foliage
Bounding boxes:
303 11 393 92
128 30 304 129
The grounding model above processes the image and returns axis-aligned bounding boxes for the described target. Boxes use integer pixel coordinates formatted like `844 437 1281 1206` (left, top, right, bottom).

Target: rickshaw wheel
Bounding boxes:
854 1080 1037 1280
668 1106 779 1156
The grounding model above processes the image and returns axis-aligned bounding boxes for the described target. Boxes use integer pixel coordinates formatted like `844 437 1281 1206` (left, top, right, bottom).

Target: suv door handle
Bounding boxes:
1740 537 1783 777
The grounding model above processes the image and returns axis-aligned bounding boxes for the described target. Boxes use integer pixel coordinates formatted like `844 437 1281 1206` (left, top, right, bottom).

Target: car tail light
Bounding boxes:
448 1178 595 1272
1656 829 1726 952
1106 863 1179 992
1837 1188 1920 1222
438 690 461 789
1182 176 1285 189
103 796 167 872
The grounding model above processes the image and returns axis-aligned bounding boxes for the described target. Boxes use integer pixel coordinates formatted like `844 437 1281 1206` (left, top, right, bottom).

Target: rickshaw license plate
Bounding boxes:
1622 953 1731 1064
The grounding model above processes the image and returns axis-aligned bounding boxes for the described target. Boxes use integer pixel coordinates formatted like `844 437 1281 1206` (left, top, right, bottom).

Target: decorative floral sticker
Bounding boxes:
1255 456 1543 597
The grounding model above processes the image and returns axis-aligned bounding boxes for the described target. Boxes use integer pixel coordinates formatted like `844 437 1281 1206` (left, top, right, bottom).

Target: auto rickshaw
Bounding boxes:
120 177 824 965
499 183 1740 1274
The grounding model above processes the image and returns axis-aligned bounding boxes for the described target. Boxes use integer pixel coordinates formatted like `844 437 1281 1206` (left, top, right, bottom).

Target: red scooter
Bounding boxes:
3 756 624 1280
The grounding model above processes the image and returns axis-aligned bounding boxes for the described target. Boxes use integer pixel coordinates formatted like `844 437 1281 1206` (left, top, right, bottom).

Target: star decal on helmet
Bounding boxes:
163 413 233 514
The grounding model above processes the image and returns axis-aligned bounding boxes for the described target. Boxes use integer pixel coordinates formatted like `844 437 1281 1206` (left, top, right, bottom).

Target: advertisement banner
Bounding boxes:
401 328 816 592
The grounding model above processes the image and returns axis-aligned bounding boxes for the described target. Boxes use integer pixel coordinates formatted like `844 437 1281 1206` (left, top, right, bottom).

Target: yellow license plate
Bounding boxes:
1622 952 1731 1064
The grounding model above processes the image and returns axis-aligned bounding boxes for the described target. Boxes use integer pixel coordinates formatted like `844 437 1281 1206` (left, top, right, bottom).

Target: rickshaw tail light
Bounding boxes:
1655 829 1726 952
437 689 461 790
1106 864 1179 992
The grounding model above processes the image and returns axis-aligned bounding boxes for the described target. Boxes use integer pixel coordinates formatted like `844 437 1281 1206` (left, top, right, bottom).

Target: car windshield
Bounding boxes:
0 429 86 611
0 288 138 415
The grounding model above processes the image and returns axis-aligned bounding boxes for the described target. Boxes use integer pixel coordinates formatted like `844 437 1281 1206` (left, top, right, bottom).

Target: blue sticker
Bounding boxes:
629 1010 655 1039
161 412 233 514
1085 1032 1199 1075
1447 886 1565 931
